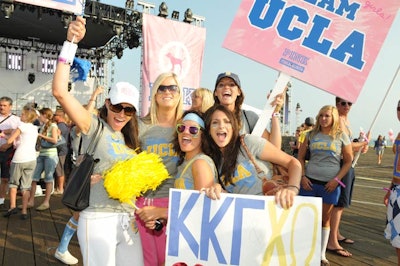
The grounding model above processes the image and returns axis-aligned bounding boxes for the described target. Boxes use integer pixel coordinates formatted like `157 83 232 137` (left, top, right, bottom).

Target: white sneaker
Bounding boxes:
55 249 78 265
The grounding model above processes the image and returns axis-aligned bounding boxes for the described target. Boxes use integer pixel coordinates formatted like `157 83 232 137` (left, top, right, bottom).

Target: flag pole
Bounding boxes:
352 64 400 167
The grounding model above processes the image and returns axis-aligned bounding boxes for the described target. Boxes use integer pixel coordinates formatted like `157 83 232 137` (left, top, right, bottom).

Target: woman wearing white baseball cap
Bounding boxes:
52 17 144 265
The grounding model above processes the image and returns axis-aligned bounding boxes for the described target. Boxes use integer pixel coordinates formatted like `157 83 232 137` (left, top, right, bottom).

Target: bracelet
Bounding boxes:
286 185 300 192
59 40 78 65
334 177 346 188
88 99 95 102
272 112 280 118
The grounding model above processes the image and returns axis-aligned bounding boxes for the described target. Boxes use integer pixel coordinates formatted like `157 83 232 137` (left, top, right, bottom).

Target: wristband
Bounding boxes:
334 177 346 188
59 40 78 65
272 112 280 118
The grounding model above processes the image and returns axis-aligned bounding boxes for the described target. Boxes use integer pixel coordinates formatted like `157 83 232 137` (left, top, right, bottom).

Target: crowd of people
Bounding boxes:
0 16 397 266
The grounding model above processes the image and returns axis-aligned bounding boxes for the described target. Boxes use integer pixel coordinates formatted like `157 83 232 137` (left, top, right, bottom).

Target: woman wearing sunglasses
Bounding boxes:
135 72 183 266
203 104 301 206
52 17 143 265
173 110 218 190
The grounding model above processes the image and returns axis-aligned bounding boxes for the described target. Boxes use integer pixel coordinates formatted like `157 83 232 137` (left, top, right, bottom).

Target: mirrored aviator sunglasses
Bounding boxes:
176 124 201 136
158 85 178 93
109 103 135 116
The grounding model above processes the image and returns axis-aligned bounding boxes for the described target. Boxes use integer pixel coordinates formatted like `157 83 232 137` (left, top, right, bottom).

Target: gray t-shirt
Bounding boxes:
305 132 351 182
82 116 137 213
139 120 178 198
175 153 218 190
225 134 272 195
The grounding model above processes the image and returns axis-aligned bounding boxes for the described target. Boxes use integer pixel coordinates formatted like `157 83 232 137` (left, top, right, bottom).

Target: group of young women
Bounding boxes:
49 16 363 266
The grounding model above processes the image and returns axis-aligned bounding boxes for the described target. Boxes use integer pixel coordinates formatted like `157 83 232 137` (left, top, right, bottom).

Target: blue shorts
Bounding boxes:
335 167 355 208
300 179 341 205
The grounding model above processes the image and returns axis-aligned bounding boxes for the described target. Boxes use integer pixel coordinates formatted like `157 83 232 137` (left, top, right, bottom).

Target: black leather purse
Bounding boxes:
62 119 104 211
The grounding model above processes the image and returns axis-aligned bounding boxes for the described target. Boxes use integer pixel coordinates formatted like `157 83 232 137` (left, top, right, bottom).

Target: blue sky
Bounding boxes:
102 0 400 140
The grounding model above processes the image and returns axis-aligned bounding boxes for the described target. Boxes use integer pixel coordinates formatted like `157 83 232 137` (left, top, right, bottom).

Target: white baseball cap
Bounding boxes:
109 82 139 110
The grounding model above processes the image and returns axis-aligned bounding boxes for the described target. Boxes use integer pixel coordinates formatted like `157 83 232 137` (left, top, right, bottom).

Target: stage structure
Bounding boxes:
0 0 204 113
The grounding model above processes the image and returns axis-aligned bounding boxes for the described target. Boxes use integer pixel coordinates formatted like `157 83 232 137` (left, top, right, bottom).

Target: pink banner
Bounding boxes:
141 14 206 116
15 0 83 14
223 0 400 102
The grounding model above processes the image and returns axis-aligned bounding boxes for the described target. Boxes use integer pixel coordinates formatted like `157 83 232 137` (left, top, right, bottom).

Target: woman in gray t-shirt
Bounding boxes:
297 105 353 265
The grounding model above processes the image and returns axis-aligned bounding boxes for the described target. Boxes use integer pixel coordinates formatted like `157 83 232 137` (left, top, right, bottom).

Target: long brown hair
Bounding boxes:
39 108 54 135
204 104 242 186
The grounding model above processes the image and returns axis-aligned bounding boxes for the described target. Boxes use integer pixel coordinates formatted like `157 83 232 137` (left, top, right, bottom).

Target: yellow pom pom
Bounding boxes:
103 151 169 205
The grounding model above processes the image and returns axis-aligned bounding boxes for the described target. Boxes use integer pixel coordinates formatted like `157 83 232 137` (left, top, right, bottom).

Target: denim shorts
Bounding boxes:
32 154 59 182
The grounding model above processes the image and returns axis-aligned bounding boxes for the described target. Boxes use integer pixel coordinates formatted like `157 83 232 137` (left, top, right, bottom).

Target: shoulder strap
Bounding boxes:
0 114 13 125
240 135 264 175
178 156 198 179
242 110 253 133
85 118 104 156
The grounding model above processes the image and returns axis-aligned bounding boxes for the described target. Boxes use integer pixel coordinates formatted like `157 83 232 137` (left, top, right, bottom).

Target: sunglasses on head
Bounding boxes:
108 103 135 116
157 85 178 93
176 124 201 136
339 101 352 107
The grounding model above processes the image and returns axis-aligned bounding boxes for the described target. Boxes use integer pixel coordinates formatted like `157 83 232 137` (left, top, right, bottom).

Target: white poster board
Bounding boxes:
166 189 322 266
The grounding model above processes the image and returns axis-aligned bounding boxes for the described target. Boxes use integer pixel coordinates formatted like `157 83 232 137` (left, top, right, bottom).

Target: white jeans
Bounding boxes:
78 211 144 266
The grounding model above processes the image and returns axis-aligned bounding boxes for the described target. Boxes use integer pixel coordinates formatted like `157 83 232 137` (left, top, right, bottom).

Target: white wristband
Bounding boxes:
59 40 78 65
272 112 280 118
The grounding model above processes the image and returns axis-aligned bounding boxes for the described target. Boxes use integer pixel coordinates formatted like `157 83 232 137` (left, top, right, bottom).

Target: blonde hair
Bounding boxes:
191 87 214 113
142 72 183 125
310 105 341 139
21 106 38 123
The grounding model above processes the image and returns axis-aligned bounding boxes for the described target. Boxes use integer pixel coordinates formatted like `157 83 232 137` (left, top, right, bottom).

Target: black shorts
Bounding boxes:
335 167 355 208
0 147 15 179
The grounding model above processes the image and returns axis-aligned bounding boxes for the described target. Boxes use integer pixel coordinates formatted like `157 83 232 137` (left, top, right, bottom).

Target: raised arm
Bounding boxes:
52 16 92 134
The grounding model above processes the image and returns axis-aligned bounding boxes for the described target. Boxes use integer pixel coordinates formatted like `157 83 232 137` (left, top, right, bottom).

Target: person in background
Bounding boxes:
298 116 315 146
28 108 59 211
54 86 103 265
173 110 217 190
290 126 304 158
190 87 214 113
1 106 38 220
135 72 183 266
328 97 369 253
374 134 386 165
53 108 70 194
53 16 144 265
384 99 400 266
0 96 21 210
202 104 301 208
298 105 353 265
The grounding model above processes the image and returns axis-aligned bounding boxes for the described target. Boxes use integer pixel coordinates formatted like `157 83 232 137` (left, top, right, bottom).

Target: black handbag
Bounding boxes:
62 119 104 211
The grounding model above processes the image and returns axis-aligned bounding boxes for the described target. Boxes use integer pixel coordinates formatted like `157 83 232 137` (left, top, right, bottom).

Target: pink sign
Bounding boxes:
15 0 83 14
141 14 206 116
223 0 400 102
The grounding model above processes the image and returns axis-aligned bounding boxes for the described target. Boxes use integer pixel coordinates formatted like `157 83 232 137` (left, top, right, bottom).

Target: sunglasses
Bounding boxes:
176 124 201 137
339 101 352 107
397 107 400 111
108 103 135 116
157 85 178 93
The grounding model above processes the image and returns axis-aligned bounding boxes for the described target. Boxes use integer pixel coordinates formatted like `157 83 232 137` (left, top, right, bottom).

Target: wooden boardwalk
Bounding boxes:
0 149 397 265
